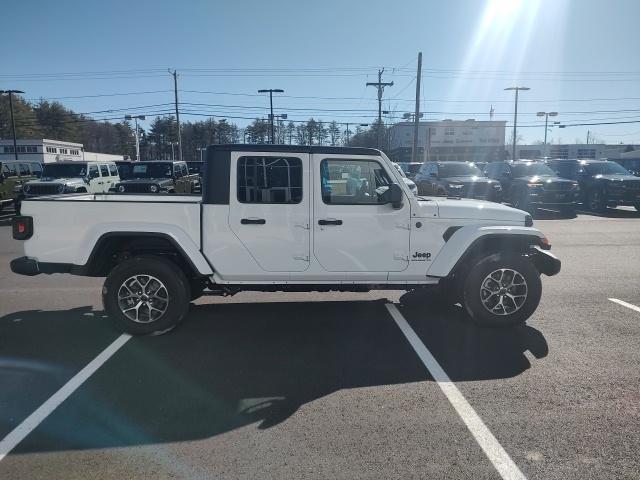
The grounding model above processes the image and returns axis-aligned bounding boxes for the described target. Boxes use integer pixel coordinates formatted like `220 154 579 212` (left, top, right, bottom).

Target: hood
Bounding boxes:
594 174 640 182
441 176 494 184
27 178 85 186
514 175 576 186
418 197 527 224
117 178 172 185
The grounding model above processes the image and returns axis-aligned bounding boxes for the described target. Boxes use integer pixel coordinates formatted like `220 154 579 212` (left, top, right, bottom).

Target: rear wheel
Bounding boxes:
462 253 541 328
102 256 190 335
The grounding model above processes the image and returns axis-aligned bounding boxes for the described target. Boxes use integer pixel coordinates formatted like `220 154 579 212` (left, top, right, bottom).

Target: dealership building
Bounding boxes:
0 139 123 163
388 119 507 163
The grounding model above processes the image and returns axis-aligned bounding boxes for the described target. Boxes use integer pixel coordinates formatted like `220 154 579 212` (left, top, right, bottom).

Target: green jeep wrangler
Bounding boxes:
0 160 43 213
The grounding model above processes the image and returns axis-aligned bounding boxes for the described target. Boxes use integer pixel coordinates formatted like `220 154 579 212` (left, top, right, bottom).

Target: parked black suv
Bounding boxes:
113 160 200 194
546 159 640 212
414 161 502 201
485 161 580 214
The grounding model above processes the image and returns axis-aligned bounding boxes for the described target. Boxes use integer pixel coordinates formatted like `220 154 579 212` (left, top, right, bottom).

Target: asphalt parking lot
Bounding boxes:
0 206 639 480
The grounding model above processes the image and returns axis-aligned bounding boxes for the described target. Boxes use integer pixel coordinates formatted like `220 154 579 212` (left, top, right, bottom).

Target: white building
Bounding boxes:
388 119 507 163
0 139 124 163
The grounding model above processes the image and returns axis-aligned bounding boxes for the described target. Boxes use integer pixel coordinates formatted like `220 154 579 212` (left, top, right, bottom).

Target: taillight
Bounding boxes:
12 216 33 240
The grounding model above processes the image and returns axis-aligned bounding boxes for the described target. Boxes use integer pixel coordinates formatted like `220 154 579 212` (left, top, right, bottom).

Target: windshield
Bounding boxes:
512 163 556 177
42 163 87 178
584 162 631 175
131 163 173 179
438 163 483 177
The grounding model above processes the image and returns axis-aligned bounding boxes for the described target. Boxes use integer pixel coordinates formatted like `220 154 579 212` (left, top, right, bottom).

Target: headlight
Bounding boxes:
448 183 464 189
24 185 31 193
57 184 65 193
13 185 23 193
118 185 126 192
492 183 502 189
149 185 159 193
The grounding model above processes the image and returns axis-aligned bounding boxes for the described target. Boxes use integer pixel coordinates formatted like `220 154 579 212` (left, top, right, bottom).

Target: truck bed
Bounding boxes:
20 194 205 269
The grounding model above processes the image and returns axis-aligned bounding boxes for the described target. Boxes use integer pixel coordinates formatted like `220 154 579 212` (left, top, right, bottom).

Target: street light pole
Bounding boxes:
125 114 146 161
258 89 284 144
0 90 25 160
536 111 558 154
505 86 530 160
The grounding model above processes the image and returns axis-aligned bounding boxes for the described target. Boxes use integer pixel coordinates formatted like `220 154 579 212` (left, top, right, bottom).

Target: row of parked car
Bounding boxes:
398 158 640 215
0 159 204 213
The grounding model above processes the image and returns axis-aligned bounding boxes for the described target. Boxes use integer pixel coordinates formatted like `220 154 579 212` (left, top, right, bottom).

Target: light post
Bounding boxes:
196 147 206 162
505 86 530 160
258 88 284 144
536 111 558 153
125 114 146 161
0 90 25 160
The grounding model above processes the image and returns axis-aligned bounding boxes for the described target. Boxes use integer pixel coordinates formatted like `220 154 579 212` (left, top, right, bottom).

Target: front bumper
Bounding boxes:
530 247 561 276
10 256 73 276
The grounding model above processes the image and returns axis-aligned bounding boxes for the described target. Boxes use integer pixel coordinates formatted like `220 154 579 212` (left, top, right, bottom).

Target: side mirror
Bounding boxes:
390 182 404 209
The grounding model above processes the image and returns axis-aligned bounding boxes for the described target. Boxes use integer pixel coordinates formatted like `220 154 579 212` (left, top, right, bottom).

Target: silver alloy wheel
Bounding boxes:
117 274 169 323
480 268 528 316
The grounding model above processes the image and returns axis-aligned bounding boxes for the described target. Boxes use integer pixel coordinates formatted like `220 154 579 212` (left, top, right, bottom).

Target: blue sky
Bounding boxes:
2 0 640 144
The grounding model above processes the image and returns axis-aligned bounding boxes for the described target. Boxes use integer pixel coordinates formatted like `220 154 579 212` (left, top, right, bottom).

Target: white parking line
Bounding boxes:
0 333 131 462
385 304 527 480
609 298 640 314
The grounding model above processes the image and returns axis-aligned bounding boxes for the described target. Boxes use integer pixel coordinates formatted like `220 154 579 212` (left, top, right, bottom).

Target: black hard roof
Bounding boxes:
206 144 381 156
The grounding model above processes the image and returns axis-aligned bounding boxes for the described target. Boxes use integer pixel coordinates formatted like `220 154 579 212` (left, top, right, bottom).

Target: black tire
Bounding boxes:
559 205 576 218
462 253 542 328
513 188 533 214
587 188 606 212
102 256 191 335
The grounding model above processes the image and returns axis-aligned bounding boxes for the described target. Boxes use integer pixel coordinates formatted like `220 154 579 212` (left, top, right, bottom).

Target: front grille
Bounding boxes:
541 182 571 192
465 183 490 198
25 184 62 195
625 182 640 190
121 183 153 193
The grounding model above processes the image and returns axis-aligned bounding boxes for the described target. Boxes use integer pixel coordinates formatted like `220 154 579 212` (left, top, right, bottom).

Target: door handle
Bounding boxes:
318 219 342 226
241 218 266 225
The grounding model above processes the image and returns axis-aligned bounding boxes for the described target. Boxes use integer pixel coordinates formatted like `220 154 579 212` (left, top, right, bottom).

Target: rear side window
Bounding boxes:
99 164 109 177
237 156 302 204
320 159 392 205
3 163 17 177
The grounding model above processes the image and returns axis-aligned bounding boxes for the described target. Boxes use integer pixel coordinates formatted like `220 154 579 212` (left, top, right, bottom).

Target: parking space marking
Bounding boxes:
609 298 640 314
385 304 527 480
0 333 131 462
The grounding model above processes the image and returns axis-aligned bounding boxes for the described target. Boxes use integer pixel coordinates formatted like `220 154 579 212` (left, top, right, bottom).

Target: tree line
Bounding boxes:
0 94 390 161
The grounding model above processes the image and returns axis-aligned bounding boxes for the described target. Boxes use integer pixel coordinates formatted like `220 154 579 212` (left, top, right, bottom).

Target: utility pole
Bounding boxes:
258 89 284 144
367 68 393 149
505 86 530 160
412 52 422 164
169 69 183 161
0 90 24 160
125 114 145 161
586 130 590 145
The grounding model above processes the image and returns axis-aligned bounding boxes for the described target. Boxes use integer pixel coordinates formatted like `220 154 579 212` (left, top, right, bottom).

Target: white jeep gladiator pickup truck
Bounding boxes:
10 145 560 335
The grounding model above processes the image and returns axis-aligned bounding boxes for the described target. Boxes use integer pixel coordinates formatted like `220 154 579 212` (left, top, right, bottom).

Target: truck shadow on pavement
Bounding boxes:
1 299 547 453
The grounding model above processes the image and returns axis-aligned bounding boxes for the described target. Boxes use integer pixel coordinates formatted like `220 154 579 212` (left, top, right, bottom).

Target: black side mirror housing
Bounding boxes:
390 183 404 209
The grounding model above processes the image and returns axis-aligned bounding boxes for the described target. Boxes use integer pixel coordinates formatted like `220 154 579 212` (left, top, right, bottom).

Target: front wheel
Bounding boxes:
102 256 191 335
462 253 542 328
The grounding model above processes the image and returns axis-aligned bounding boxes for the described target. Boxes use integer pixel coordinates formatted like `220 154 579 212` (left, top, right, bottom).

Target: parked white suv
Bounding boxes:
11 145 560 335
22 161 119 197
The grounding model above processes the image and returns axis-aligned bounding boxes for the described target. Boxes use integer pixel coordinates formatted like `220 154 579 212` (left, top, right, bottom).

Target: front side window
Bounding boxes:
88 165 99 179
321 159 392 205
99 164 109 177
237 156 302 204
108 164 118 176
